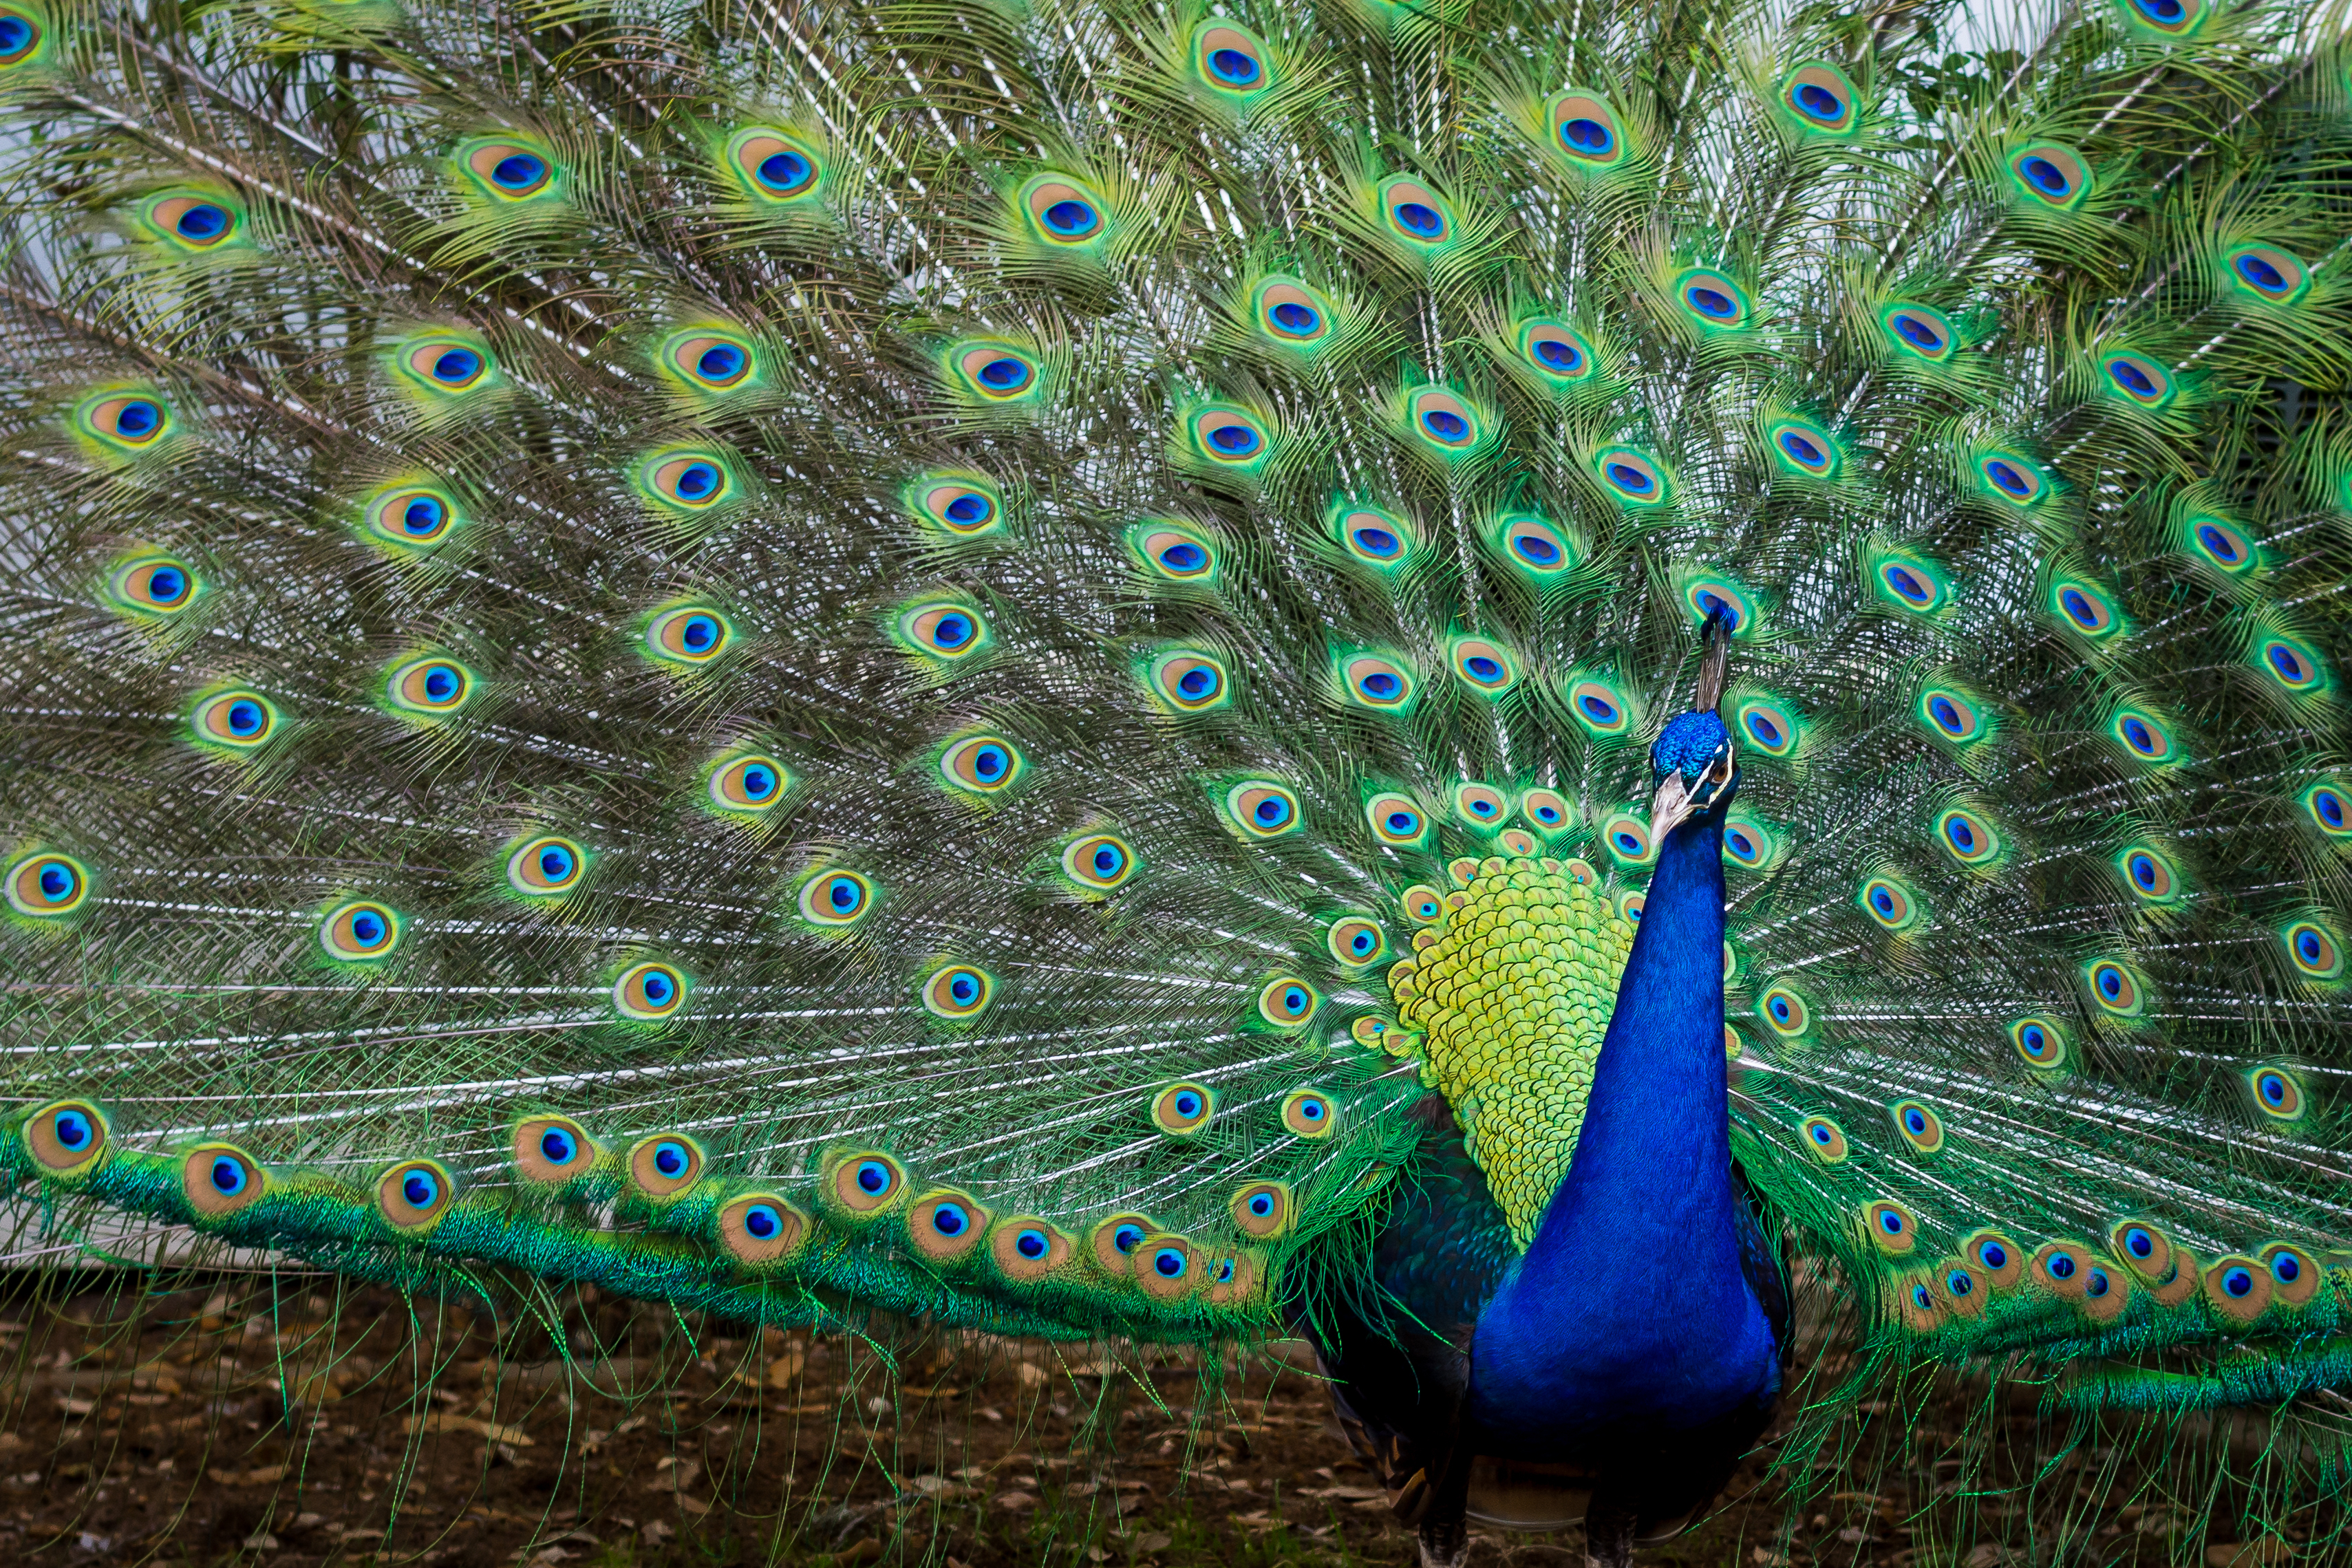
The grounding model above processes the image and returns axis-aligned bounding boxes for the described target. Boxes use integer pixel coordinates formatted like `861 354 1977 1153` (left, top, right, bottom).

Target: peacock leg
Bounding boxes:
1582 1497 1638 1568
1415 1511 1469 1568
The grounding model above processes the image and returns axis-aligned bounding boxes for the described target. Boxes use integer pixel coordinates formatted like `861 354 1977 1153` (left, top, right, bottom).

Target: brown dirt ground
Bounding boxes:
0 1276 2335 1568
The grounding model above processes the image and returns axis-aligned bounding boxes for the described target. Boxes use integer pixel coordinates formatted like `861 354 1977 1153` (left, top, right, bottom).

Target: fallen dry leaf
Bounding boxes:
405 1412 533 1447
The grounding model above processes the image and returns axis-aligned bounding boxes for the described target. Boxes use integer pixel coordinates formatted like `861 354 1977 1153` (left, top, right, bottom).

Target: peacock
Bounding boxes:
4 0 2352 1558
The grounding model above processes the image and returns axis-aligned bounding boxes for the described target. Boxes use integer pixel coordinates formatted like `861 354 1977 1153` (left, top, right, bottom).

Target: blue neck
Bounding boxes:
1469 803 1779 1446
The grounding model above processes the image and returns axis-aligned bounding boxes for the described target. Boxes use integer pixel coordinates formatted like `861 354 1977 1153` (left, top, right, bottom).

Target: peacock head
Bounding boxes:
1649 609 1739 839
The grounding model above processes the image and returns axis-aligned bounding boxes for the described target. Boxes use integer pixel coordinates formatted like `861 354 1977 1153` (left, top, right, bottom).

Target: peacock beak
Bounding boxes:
1649 737 1736 841
1649 770 1700 841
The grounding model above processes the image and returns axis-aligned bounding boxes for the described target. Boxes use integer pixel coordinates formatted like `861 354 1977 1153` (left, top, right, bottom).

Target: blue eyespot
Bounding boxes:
1092 844 1124 878
350 911 385 946
431 348 482 385
932 1202 970 1237
402 496 447 536
948 973 979 1005
944 493 991 526
1153 1247 1188 1278
1879 1210 1904 1235
1560 117 1612 154
1352 525 1400 558
401 1170 440 1208
2109 358 2155 396
758 150 811 191
2048 1251 2076 1280
1980 1241 2008 1269
1422 409 1468 440
211 1157 248 1196
1580 695 1618 724
1686 286 1736 320
1359 671 1400 700
491 153 547 191
52 1110 92 1151
2274 1253 2302 1284
1795 83 1842 120
640 969 674 1006
697 343 746 383
2021 156 2068 196
1113 1223 1146 1254
1945 1270 1973 1297
1512 533 1561 569
1016 1227 1049 1258
674 464 721 504
857 1159 892 1195
2085 1267 2110 1299
1208 47 1259 85
1533 338 1581 372
1985 461 2031 498
1605 462 1654 495
1903 1108 1928 1136
970 747 1006 782
1248 1192 1274 1218
2222 1265 2254 1298
1271 301 1318 334
1893 314 1943 352
1178 666 1217 700
2123 1227 2154 1258
1744 713 1782 747
113 400 160 438
653 1140 688 1178
2236 253 2285 292
1392 201 1442 237
0 14 34 56
1253 796 1290 828
227 699 264 735
1159 541 1208 574
539 1127 577 1165
740 765 777 799
175 203 230 241
1043 199 1096 235
977 357 1029 391
1173 1091 1203 1119
745 1203 781 1241
2195 524 2241 563
1207 423 1259 455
